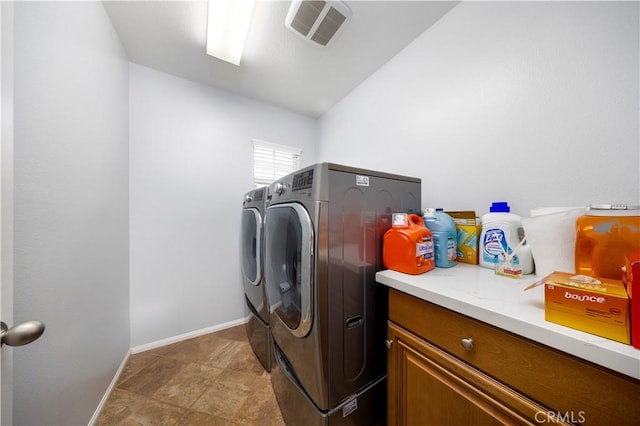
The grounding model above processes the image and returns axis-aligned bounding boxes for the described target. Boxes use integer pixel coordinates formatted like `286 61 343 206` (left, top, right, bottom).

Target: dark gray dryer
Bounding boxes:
241 186 270 371
264 163 421 425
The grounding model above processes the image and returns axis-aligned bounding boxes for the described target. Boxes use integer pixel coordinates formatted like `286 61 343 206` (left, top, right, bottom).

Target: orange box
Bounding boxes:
544 272 630 344
623 252 640 349
575 209 640 279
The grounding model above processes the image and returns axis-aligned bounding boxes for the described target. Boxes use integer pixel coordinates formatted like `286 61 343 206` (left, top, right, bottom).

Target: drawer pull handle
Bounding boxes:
460 338 474 351
345 315 363 329
385 339 393 349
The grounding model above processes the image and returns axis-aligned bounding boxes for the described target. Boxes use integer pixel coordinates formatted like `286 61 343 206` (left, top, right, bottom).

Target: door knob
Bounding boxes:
1 320 45 347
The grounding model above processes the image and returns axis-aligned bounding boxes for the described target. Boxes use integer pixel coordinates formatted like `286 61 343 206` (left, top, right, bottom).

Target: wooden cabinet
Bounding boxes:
387 288 640 426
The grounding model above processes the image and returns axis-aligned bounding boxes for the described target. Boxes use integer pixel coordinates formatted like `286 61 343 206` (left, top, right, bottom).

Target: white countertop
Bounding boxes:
376 263 640 380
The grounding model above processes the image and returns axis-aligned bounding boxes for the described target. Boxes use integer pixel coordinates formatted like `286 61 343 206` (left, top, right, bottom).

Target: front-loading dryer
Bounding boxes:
241 186 270 372
264 163 421 425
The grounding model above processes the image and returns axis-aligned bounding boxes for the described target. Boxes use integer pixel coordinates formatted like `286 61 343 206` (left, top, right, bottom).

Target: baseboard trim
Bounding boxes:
130 317 248 354
87 349 131 425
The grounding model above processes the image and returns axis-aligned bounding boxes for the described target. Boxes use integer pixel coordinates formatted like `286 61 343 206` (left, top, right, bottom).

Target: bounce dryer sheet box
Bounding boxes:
623 252 640 349
544 272 630 344
446 211 482 265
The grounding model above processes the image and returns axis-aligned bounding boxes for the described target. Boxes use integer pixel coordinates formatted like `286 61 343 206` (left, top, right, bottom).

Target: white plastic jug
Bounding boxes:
479 202 534 274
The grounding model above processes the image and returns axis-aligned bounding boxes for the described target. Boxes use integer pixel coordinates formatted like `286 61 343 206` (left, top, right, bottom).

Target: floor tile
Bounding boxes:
191 370 275 425
118 356 185 397
234 382 285 426
213 324 248 342
189 367 271 419
119 356 223 408
97 325 281 425
225 342 268 376
161 333 229 365
151 362 224 407
203 339 248 369
216 368 271 393
177 409 240 426
191 379 251 419
141 342 174 357
116 353 162 386
96 389 186 426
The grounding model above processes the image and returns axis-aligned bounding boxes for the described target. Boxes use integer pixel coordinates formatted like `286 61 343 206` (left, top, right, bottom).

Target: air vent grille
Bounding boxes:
311 7 347 46
290 1 325 37
286 1 351 48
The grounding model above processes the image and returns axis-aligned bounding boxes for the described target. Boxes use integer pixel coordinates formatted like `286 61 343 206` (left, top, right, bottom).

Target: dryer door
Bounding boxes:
265 203 313 338
241 207 262 286
241 207 268 322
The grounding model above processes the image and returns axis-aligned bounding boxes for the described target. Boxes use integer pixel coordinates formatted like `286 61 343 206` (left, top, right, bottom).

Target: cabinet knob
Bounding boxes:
385 339 393 349
460 338 474 351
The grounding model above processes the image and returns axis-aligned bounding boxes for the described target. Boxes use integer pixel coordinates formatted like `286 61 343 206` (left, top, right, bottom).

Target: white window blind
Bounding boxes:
253 140 301 187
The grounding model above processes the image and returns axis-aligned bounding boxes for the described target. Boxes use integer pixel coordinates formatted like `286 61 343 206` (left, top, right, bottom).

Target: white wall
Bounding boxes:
130 64 316 347
1 2 16 424
13 2 130 425
318 1 639 217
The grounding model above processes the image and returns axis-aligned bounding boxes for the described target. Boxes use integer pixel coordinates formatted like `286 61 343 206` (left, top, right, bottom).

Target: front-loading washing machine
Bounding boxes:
264 163 421 425
241 186 270 371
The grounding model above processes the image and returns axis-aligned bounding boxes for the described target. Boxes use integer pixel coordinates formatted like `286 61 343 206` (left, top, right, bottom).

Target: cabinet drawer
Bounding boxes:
389 288 640 425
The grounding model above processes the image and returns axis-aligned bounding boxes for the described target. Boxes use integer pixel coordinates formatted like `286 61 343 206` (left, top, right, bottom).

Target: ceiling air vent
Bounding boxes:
285 1 352 48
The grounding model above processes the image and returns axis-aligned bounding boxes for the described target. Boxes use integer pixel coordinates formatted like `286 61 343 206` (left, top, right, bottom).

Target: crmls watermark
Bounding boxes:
535 410 586 424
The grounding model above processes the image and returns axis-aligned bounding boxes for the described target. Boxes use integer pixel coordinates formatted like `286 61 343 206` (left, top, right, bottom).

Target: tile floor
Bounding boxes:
97 325 285 426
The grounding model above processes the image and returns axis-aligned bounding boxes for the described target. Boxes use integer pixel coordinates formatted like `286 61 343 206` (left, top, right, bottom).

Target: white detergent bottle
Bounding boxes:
479 202 534 274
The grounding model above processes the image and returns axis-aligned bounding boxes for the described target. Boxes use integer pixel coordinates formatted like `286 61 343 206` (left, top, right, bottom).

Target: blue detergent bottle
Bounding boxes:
423 208 457 268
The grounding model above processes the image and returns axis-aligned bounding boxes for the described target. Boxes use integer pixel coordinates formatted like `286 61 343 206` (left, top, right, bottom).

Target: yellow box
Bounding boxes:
544 272 630 344
446 211 481 265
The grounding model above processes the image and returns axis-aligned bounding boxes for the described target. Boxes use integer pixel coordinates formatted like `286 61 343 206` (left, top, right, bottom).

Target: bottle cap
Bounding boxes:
489 202 510 213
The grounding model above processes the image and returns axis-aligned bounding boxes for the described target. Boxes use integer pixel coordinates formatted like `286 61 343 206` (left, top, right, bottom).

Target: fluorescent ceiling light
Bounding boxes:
206 0 256 66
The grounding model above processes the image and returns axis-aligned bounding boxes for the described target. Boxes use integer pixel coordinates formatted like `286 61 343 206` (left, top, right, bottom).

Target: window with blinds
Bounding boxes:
252 140 302 187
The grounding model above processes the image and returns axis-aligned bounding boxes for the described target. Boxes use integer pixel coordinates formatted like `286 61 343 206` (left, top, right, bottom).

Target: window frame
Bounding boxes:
252 139 302 188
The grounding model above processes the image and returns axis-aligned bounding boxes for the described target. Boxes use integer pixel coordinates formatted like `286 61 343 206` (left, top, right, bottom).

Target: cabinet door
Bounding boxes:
387 322 566 426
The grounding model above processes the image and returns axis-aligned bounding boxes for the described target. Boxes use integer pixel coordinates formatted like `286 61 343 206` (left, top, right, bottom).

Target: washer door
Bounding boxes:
265 203 314 338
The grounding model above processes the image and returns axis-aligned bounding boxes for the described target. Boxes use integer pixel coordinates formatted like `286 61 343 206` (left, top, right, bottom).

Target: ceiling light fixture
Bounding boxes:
206 0 256 66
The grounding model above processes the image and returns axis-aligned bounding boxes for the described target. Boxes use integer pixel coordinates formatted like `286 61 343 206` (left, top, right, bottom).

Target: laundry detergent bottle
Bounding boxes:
423 208 457 268
479 202 534 274
383 213 435 275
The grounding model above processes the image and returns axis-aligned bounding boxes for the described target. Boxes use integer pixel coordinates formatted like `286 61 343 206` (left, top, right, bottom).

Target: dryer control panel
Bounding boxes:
292 169 314 191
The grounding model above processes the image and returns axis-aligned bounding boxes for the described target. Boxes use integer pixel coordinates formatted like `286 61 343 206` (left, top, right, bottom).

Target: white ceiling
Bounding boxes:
103 0 459 118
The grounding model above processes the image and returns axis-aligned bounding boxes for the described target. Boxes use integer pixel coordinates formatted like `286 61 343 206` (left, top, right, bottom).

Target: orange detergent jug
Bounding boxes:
575 205 640 279
383 213 435 275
